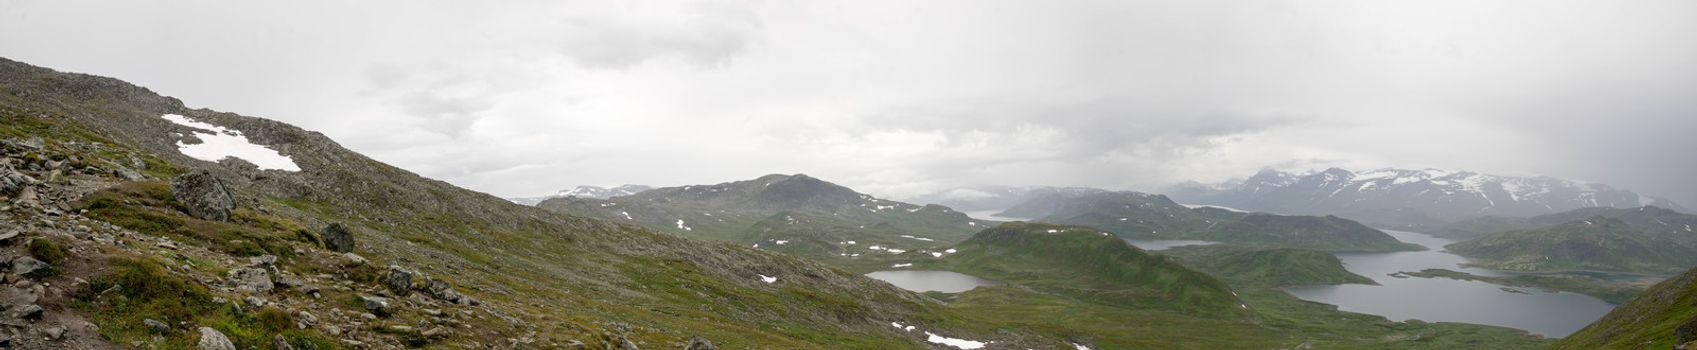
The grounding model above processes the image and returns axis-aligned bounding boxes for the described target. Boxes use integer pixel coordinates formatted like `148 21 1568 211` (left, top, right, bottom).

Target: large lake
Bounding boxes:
866 270 1002 293
1284 229 1619 337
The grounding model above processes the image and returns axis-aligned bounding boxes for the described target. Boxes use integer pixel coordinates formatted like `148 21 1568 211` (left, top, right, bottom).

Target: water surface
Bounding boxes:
1284 229 1618 337
1125 239 1220 251
866 270 1002 293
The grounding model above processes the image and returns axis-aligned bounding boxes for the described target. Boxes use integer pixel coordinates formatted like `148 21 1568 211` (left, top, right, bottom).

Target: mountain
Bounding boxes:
1554 265 1697 349
1446 206 1697 274
537 174 993 269
1169 167 1687 228
507 184 652 205
929 222 1246 315
0 57 1052 348
905 185 1108 215
1012 191 1422 252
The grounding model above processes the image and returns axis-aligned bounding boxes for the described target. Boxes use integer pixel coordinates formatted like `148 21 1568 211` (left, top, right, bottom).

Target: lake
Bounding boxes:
866 270 1002 293
1284 229 1619 337
1125 239 1219 251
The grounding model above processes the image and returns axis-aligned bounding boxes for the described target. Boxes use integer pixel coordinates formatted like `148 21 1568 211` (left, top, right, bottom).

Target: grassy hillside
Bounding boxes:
1161 245 1375 288
927 222 1246 316
1392 269 1642 304
1554 266 1697 349
1447 216 1697 275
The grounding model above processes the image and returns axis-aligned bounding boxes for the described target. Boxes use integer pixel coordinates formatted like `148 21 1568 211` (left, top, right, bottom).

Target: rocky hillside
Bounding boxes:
1445 206 1697 275
537 174 993 269
1011 191 1421 252
0 57 1061 348
1168 168 1687 227
507 185 652 205
1554 265 1697 349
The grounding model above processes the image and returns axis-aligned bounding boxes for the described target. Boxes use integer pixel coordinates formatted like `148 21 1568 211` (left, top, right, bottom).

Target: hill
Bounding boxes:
1445 207 1697 274
1015 191 1422 252
1169 168 1686 228
538 174 992 267
507 184 652 205
0 57 1043 348
1159 246 1374 288
1554 265 1697 349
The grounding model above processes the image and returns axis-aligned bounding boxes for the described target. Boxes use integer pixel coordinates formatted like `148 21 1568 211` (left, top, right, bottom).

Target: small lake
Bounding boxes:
1125 239 1219 251
866 270 1002 293
1284 229 1619 337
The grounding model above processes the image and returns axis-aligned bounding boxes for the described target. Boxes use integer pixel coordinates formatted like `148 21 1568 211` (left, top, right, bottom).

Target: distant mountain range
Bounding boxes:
507 184 653 205
1167 168 1687 227
905 186 1109 214
1004 191 1422 252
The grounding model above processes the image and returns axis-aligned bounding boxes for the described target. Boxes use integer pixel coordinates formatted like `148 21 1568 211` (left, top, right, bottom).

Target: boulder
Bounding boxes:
384 266 415 296
14 304 43 320
198 327 236 350
171 169 235 221
424 278 464 303
361 295 393 317
341 252 367 266
322 223 355 253
685 336 717 350
11 256 51 278
228 267 275 294
0 164 36 197
272 334 296 350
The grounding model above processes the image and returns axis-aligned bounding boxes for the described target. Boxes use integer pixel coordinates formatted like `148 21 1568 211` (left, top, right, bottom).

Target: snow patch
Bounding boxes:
161 114 300 171
675 219 692 231
757 274 777 283
619 211 633 220
892 263 912 268
924 332 989 349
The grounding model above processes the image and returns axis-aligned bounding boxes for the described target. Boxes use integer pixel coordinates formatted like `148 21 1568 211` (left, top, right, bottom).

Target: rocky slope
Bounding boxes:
1010 191 1421 252
1445 206 1697 274
508 185 653 205
0 57 1058 348
1168 168 1687 227
537 174 993 270
1554 264 1697 349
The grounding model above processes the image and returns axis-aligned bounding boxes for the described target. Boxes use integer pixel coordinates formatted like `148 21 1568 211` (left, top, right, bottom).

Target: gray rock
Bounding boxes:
424 278 463 303
272 334 295 350
14 304 42 320
322 223 355 253
361 295 393 317
341 252 367 266
0 164 36 198
41 326 65 340
617 334 640 350
9 137 43 150
0 229 19 243
685 336 716 350
114 167 146 181
171 170 235 221
144 318 170 333
249 255 277 267
383 266 415 296
12 256 51 278
243 296 266 308
295 310 318 327
228 267 274 294
198 327 236 350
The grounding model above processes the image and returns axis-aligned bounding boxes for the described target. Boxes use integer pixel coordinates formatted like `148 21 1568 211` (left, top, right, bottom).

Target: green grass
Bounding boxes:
73 257 339 349
79 181 308 258
1554 266 1697 349
27 238 66 277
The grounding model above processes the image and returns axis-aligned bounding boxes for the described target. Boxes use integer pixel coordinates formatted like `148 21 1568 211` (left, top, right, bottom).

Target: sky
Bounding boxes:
2 0 1695 205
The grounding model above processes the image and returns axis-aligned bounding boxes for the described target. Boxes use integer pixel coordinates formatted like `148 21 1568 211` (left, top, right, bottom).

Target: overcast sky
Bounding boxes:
2 0 1695 204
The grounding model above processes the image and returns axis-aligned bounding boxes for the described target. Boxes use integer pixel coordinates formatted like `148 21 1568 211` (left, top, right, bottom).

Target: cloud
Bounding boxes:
555 2 761 69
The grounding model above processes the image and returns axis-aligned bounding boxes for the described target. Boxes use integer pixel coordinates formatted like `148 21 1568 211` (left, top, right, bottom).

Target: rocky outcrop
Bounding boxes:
384 266 415 296
424 278 465 304
170 170 235 221
685 336 717 350
322 223 354 253
228 267 275 294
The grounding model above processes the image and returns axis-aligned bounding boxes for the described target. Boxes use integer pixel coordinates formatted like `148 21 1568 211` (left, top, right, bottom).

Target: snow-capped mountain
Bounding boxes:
1167 168 1686 226
507 184 653 205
